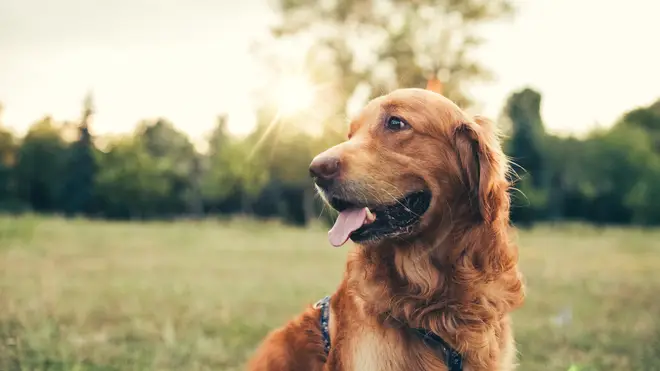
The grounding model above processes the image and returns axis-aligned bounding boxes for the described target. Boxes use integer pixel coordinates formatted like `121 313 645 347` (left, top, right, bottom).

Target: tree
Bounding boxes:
266 0 514 116
94 136 171 219
15 116 69 212
0 103 19 210
504 88 546 186
543 135 589 221
202 116 269 214
262 128 318 225
626 157 660 225
577 125 657 225
618 99 660 153
60 93 98 217
135 119 198 215
201 115 243 212
614 99 660 225
502 88 548 224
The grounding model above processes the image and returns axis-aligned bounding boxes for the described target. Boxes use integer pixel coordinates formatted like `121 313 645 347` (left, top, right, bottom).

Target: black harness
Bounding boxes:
314 296 463 371
412 328 464 371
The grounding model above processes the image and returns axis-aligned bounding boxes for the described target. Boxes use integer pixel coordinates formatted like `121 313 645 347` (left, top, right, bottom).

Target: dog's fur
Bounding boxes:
247 88 525 371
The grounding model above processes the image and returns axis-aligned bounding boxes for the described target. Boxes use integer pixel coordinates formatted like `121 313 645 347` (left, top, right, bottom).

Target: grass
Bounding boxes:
0 216 659 371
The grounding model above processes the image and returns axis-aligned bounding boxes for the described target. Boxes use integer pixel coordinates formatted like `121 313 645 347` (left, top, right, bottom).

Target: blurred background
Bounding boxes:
1 0 659 370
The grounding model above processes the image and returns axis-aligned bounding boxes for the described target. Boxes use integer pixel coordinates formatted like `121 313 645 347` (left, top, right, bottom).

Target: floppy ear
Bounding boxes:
453 115 509 223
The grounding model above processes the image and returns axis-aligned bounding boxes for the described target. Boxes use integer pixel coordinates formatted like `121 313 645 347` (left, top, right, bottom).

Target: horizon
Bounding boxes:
1 0 659 142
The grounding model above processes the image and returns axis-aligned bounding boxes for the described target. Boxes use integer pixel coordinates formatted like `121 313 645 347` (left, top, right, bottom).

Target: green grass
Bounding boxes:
1 216 659 371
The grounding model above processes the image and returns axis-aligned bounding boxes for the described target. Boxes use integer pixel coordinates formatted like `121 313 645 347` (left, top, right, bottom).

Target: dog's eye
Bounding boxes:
385 116 409 131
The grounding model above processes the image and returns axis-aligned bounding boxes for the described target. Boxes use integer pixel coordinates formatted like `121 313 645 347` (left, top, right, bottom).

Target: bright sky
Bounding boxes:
1 0 658 142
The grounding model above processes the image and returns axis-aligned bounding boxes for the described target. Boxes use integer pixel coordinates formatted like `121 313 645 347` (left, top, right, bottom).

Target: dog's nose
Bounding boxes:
309 155 340 186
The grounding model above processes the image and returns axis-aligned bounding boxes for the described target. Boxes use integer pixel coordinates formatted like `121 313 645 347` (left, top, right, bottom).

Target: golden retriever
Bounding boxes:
247 87 525 371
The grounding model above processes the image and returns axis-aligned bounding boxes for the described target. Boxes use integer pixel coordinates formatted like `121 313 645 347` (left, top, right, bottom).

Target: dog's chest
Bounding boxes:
345 328 455 371
348 329 405 371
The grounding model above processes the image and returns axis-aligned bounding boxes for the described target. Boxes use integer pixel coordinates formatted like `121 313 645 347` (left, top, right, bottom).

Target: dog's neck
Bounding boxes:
345 217 524 362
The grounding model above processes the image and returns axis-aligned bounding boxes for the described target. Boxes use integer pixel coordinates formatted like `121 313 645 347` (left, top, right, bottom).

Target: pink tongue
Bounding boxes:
328 208 368 247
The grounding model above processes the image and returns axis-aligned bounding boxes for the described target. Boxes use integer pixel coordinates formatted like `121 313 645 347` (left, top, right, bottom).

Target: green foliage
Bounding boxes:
201 117 270 214
0 106 25 212
202 138 267 208
0 126 17 209
504 88 546 184
94 136 172 219
60 94 98 217
619 100 660 152
505 94 660 226
625 155 660 225
504 88 548 224
135 119 200 215
510 176 549 226
14 117 69 212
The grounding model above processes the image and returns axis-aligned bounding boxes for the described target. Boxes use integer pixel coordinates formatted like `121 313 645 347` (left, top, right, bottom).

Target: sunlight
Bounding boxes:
274 75 316 116
248 73 321 160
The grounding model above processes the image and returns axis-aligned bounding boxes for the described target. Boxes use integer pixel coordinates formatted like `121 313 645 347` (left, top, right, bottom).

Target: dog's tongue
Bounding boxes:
328 208 370 247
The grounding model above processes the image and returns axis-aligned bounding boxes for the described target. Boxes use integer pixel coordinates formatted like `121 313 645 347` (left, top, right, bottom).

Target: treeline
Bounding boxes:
1 88 659 227
505 89 660 226
0 98 340 225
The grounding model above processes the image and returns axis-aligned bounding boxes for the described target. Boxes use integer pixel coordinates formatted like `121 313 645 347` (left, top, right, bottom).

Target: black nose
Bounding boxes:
309 155 340 187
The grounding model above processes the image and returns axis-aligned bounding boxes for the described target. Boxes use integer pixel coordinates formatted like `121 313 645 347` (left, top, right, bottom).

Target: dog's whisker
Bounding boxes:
382 187 422 218
359 179 401 207
363 183 390 205
508 187 529 205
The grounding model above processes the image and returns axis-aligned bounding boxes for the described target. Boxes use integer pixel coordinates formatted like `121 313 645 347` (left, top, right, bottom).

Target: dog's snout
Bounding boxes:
309 155 341 186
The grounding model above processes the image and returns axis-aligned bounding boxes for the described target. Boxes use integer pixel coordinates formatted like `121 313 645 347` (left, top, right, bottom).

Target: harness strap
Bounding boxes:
413 328 463 371
314 296 463 371
313 296 331 354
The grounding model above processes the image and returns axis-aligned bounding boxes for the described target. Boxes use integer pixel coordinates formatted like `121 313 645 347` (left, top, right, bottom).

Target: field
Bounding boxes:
1 216 659 371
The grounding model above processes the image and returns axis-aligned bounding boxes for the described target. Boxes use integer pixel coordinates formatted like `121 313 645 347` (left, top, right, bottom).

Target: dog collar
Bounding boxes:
314 296 463 370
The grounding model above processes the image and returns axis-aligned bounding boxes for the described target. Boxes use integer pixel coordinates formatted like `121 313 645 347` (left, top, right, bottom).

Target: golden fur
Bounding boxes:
247 88 525 371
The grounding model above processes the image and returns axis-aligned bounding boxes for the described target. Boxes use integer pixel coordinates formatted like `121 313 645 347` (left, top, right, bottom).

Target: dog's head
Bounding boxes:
310 88 510 247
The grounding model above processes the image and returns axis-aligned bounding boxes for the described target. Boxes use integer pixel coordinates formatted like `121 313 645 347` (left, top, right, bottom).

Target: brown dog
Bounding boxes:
247 88 525 371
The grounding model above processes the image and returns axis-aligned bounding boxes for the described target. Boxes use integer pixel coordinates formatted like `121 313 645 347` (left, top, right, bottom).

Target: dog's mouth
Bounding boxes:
327 190 432 247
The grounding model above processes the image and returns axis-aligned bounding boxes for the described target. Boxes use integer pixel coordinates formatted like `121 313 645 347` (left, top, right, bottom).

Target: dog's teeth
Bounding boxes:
365 208 376 223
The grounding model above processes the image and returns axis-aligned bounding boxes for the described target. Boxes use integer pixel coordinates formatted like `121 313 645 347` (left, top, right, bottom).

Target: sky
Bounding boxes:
1 0 659 142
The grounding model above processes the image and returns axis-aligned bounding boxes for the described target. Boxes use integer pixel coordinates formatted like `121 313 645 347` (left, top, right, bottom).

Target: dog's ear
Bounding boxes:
453 115 509 223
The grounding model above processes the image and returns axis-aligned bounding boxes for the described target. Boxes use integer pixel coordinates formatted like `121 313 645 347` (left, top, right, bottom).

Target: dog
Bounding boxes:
247 87 525 371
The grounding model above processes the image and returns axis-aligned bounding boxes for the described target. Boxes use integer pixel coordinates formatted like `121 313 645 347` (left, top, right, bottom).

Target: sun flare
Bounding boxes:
248 74 319 160
274 75 316 115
